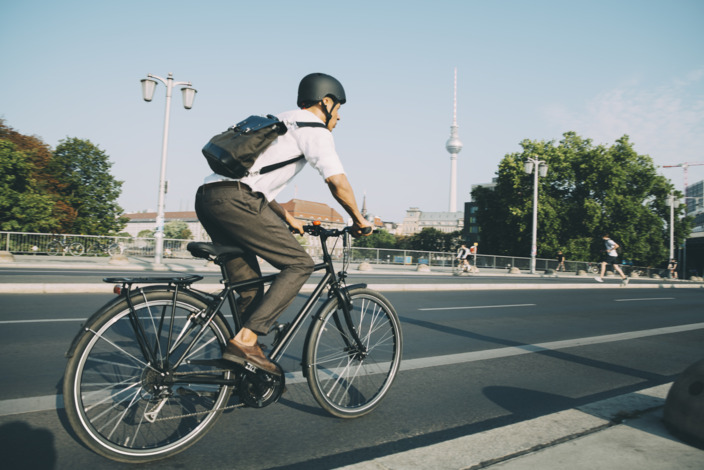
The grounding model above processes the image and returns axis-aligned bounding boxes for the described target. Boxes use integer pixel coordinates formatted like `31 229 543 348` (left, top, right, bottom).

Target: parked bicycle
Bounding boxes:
63 222 403 463
46 236 84 256
86 237 122 256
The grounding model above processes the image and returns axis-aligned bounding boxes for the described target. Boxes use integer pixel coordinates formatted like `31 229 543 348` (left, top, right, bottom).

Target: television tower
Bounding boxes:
445 68 463 212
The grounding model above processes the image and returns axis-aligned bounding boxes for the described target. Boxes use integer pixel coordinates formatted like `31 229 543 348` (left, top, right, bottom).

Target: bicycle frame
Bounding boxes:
102 225 366 388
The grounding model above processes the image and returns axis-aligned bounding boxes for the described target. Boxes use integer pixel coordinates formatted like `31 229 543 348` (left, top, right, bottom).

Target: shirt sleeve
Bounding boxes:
294 126 345 179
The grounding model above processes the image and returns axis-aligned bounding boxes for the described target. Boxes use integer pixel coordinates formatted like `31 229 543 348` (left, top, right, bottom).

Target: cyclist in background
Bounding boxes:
195 73 372 375
457 244 470 272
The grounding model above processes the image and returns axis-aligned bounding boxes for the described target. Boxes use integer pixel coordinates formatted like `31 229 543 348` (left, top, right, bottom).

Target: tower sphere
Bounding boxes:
446 134 463 154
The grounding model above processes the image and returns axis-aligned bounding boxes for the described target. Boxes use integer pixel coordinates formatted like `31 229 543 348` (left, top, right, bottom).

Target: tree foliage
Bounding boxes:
164 220 192 239
472 132 691 266
0 140 57 231
1 120 129 235
352 229 397 248
48 137 128 235
354 227 463 253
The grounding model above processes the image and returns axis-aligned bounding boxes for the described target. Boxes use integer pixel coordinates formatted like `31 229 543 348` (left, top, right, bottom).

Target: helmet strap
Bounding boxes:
320 97 338 127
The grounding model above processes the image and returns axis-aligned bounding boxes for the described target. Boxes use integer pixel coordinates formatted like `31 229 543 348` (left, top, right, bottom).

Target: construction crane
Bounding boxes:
661 162 704 195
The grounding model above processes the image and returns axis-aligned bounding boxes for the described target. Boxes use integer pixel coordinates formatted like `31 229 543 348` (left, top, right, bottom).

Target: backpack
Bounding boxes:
201 114 326 179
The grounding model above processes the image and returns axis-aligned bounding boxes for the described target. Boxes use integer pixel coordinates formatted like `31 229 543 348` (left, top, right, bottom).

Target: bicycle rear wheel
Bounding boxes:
63 290 233 462
305 287 402 418
69 242 85 256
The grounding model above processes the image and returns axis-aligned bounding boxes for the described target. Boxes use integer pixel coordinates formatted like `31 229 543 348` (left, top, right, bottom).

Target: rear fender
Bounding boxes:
64 285 216 358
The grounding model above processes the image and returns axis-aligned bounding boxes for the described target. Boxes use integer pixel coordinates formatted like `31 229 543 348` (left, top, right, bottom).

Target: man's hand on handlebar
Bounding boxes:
288 218 305 235
351 220 373 238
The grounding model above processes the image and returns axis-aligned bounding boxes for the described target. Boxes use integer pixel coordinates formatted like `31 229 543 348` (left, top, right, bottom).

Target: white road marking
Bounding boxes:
3 322 703 417
418 304 536 311
614 297 675 302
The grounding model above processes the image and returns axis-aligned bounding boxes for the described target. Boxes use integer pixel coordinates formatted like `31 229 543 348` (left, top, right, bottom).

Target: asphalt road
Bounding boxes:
1 287 702 468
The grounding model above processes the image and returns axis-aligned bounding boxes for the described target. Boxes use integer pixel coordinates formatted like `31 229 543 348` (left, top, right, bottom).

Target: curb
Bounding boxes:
338 383 671 470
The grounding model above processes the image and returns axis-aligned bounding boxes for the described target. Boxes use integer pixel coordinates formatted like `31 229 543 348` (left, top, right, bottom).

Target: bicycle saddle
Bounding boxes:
187 242 245 260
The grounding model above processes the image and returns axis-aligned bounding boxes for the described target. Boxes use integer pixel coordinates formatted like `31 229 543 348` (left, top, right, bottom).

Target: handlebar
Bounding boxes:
297 224 373 238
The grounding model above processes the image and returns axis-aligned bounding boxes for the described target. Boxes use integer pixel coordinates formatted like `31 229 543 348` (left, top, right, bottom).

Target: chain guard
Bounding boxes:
238 364 285 408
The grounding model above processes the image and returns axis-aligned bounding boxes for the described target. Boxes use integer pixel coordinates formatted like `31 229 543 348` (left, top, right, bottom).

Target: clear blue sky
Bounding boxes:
1 0 703 223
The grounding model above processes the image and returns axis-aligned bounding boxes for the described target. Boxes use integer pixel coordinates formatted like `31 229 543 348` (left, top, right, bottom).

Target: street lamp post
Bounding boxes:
140 73 197 264
524 157 548 274
668 194 680 261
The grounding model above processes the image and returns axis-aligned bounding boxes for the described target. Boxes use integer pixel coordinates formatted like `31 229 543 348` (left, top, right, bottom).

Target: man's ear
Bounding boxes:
322 96 335 111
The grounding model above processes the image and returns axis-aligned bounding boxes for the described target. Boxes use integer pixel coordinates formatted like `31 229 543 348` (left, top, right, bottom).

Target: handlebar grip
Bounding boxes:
361 226 373 235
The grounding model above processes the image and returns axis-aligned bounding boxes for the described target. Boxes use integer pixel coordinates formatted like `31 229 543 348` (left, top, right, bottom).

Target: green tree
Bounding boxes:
353 229 397 248
48 137 128 235
0 140 58 232
137 229 154 238
1 119 76 230
472 132 691 266
164 220 193 239
403 228 454 252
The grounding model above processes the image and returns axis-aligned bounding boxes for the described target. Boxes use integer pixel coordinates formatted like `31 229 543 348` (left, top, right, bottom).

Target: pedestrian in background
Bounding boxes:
594 234 628 285
556 250 565 272
668 258 678 279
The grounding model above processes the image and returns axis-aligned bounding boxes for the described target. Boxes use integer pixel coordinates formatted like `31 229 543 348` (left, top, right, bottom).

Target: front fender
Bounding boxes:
301 283 367 377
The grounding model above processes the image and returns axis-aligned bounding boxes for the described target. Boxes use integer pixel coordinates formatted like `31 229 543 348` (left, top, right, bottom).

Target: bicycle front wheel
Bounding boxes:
47 241 61 255
305 287 402 418
63 290 233 463
69 242 85 256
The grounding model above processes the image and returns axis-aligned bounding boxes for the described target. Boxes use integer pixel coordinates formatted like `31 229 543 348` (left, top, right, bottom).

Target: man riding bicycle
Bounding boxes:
195 73 372 375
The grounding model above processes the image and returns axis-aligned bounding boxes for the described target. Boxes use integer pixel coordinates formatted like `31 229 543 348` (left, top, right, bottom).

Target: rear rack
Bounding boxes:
103 275 203 286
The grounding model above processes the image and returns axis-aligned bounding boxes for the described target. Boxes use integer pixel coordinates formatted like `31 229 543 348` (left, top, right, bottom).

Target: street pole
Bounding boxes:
669 195 676 261
524 157 547 274
531 164 539 274
141 73 196 264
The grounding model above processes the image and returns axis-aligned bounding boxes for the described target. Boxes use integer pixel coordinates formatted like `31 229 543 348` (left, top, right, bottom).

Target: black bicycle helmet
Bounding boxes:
297 73 347 108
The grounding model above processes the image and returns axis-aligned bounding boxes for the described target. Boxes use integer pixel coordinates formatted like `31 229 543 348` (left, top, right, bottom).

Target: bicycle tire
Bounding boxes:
47 241 62 255
305 287 402 418
69 242 85 256
107 243 120 256
86 244 103 256
63 290 233 463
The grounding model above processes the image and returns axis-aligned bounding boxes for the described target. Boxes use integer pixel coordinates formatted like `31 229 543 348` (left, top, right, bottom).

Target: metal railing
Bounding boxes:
0 231 672 278
0 232 193 258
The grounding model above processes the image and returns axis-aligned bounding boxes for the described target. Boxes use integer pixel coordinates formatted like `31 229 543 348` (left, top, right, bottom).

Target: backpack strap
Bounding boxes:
257 121 327 175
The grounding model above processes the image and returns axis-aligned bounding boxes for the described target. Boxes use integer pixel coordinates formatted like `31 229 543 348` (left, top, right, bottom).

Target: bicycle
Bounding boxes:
86 237 122 256
47 236 85 256
63 222 403 463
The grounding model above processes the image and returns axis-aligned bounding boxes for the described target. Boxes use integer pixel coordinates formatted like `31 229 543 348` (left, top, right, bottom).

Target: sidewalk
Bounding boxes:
339 383 703 470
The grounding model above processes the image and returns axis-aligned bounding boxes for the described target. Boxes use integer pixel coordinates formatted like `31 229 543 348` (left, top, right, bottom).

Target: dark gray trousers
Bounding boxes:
194 182 314 335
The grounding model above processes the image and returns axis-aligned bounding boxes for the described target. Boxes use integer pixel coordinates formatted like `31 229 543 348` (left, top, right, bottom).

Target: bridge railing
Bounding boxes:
0 231 665 276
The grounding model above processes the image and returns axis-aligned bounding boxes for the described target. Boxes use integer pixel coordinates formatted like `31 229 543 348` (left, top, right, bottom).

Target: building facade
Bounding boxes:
686 180 704 234
400 207 464 235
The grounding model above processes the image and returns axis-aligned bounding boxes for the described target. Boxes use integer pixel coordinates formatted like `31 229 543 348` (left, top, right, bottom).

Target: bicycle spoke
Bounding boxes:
65 292 233 461
307 289 401 417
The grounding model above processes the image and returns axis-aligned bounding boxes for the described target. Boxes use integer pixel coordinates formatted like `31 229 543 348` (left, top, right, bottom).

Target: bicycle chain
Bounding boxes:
151 369 244 422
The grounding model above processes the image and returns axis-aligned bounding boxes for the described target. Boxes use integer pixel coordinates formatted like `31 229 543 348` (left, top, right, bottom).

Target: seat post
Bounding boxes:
217 256 243 333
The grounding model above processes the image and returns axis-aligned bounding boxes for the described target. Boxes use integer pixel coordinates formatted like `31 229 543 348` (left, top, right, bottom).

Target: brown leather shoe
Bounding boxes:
222 340 281 375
